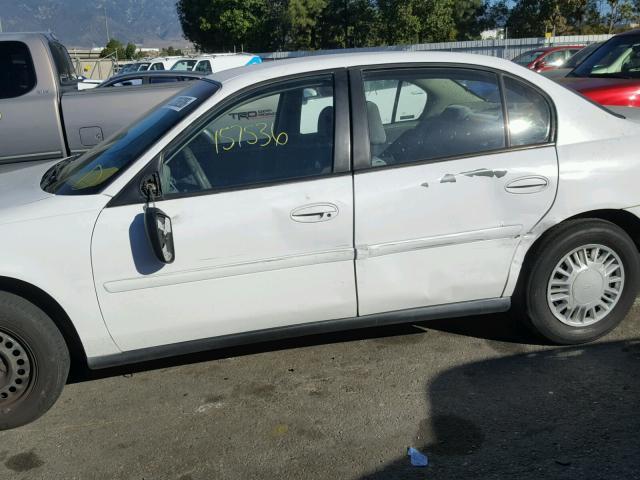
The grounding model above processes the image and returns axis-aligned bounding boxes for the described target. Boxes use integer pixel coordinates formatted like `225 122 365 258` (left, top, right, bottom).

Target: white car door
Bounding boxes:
351 67 558 315
92 73 357 351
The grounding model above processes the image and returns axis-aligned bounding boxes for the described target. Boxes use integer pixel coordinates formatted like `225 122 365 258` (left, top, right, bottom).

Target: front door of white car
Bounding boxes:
351 67 559 315
92 73 357 351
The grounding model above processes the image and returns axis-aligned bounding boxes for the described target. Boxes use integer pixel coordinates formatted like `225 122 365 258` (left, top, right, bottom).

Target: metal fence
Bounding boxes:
260 34 613 61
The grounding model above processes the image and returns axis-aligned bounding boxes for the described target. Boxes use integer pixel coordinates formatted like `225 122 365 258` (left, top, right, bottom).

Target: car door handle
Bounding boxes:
505 176 549 194
290 203 338 223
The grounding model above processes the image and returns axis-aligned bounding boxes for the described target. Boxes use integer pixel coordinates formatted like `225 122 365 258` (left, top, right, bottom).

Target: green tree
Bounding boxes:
454 0 485 40
160 46 185 56
177 0 270 51
100 38 124 59
100 39 139 60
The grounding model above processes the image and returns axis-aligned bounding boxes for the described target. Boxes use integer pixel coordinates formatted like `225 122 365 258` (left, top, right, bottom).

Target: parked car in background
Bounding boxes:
116 61 151 75
170 53 262 74
3 51 640 430
146 56 184 71
541 42 604 79
0 33 195 164
559 30 640 107
512 45 584 72
98 71 205 88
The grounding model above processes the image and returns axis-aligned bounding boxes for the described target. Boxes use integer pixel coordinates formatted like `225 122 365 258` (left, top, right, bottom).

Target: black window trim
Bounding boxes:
349 62 558 172
109 68 350 207
0 40 38 99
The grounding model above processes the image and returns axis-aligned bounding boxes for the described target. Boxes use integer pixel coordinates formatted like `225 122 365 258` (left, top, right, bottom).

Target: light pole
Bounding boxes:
104 5 110 43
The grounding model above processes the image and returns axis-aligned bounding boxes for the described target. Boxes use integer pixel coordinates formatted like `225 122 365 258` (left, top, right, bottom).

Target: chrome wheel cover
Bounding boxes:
547 244 625 327
0 330 32 406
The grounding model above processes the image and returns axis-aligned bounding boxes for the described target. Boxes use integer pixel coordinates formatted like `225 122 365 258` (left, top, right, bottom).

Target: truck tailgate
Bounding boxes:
61 83 189 154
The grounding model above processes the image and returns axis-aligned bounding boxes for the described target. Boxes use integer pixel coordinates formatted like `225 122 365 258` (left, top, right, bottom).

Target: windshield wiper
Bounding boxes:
40 156 76 190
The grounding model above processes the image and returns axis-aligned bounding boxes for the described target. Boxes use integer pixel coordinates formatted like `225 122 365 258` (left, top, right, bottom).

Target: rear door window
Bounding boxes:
0 41 37 99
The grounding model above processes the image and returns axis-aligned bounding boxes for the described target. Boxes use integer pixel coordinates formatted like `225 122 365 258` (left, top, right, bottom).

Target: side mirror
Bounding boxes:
144 207 175 264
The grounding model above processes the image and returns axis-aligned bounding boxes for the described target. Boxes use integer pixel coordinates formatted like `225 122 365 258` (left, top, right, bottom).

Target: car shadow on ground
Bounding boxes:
68 312 543 383
358 339 640 479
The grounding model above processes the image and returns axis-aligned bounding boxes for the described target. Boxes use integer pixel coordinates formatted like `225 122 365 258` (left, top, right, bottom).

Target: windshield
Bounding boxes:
171 60 197 71
565 43 601 69
571 34 640 78
512 50 545 66
42 80 220 195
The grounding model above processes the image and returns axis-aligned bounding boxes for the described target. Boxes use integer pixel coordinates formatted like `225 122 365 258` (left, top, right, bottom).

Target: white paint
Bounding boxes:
1 51 640 361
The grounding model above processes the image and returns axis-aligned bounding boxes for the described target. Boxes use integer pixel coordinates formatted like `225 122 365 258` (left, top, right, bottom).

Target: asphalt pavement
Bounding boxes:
1 304 640 480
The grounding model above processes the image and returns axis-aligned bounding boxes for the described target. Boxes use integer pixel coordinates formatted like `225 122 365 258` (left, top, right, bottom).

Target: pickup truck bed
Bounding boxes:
0 32 188 164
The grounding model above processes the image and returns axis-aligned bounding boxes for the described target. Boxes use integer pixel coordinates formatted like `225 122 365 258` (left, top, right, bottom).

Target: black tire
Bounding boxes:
0 292 69 430
521 219 640 344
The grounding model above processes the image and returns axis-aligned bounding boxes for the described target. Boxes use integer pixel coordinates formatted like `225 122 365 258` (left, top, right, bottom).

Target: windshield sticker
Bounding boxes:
163 96 198 112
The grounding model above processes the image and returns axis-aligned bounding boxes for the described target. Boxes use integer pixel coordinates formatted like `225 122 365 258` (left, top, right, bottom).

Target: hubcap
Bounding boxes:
547 244 625 327
0 330 32 406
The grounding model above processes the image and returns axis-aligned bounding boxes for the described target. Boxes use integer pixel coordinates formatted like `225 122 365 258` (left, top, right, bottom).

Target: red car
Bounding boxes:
559 30 640 107
512 45 584 72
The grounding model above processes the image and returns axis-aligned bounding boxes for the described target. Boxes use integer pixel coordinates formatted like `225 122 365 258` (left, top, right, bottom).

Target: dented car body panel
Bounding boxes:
2 51 640 366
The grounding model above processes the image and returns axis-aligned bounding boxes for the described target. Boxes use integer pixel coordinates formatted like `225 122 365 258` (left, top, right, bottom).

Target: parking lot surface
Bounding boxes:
2 305 640 480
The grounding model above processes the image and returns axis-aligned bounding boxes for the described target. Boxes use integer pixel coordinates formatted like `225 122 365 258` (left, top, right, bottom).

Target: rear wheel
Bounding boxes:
522 219 640 344
0 292 69 430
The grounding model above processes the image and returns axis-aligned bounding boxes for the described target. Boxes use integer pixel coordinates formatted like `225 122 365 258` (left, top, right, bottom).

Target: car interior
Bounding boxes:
159 74 550 194
161 84 335 193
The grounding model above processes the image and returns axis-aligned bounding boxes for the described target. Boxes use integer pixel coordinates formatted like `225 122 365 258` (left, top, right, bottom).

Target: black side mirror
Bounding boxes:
140 172 174 264
144 207 175 264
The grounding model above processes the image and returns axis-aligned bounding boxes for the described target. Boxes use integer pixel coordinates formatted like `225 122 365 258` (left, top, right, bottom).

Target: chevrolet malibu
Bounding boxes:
2 52 640 429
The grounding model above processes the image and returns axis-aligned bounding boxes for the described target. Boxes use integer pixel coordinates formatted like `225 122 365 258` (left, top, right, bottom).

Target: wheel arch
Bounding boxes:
511 208 640 299
0 276 87 370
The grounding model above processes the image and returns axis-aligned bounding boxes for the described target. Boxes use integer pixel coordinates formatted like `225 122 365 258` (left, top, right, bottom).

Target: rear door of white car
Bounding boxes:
350 66 559 315
92 72 356 351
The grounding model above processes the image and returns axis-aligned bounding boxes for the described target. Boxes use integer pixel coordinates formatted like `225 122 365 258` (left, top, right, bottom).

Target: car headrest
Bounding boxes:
366 101 387 145
317 106 334 138
440 105 472 122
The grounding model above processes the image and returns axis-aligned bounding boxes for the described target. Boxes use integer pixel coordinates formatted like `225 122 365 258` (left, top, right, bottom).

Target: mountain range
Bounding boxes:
0 0 187 48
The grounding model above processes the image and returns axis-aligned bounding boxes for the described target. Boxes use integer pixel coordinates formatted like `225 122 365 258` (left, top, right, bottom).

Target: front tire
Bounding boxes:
522 219 640 344
0 292 69 430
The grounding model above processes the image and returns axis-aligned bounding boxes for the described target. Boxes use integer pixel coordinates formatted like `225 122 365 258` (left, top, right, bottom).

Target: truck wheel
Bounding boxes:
522 219 640 344
0 292 69 430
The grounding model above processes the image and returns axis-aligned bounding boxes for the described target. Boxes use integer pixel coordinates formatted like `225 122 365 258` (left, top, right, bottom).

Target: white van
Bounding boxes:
146 56 184 71
171 53 262 74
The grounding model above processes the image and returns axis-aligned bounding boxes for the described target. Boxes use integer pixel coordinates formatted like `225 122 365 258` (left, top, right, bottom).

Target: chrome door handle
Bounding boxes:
290 203 338 223
505 176 549 194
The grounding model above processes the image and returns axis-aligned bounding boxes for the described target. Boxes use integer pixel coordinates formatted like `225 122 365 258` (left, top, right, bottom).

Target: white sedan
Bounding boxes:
2 51 640 429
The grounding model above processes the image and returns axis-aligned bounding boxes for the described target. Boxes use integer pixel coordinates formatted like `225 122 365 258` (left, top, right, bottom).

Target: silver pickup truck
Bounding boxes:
0 33 190 164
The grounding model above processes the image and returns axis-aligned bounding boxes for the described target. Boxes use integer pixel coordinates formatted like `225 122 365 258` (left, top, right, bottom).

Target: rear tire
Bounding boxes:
521 219 640 344
0 292 69 430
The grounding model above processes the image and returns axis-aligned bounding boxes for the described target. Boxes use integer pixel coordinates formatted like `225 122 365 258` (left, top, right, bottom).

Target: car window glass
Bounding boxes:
49 41 78 85
150 76 180 84
395 82 428 122
195 60 212 73
363 69 505 168
0 41 37 99
364 79 398 124
544 51 567 66
503 76 552 146
112 78 143 87
160 76 335 195
300 86 334 133
150 63 165 71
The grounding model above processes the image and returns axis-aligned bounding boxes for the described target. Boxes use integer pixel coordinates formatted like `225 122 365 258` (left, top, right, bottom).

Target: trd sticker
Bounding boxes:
163 96 198 112
228 109 275 120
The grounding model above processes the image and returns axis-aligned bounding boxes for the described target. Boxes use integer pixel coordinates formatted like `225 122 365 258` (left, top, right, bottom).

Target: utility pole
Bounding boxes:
104 5 110 43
